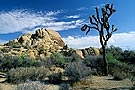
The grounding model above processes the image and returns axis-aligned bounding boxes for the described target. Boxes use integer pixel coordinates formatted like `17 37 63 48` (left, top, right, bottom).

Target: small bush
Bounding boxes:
51 52 66 67
64 61 91 85
113 71 126 80
5 41 22 48
1 48 10 53
42 52 72 68
83 55 103 75
16 81 45 90
60 83 70 90
0 55 40 72
108 62 134 80
48 73 62 84
7 67 50 84
106 52 119 64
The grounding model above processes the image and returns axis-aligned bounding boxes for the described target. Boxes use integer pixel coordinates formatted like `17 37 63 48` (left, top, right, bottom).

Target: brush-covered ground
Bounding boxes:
0 75 134 90
0 46 135 90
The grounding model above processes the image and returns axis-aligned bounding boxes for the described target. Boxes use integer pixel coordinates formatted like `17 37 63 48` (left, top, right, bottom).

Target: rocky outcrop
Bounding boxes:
4 28 65 58
16 28 65 49
1 28 100 59
74 47 100 58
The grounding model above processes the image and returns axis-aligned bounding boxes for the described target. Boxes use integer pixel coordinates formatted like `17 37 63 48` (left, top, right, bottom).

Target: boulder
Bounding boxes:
74 47 100 58
18 33 32 46
75 50 84 58
4 28 65 58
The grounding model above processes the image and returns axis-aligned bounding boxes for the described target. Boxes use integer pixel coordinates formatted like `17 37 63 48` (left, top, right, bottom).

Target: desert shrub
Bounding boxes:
50 52 66 67
48 73 62 84
1 48 11 53
7 67 50 84
64 61 91 85
106 45 135 65
119 50 135 64
0 55 40 72
108 62 135 80
16 81 45 90
106 52 119 64
5 41 22 48
113 71 126 80
44 52 72 68
39 57 57 68
106 45 123 60
83 55 103 75
60 83 70 90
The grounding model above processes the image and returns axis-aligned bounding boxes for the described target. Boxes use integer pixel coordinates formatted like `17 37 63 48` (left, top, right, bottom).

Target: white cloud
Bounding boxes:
63 32 135 50
77 7 88 11
0 9 84 34
0 39 8 44
63 36 100 49
42 20 83 31
66 15 80 19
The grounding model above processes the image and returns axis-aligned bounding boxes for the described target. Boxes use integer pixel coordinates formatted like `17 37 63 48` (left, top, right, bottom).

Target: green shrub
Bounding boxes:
7 67 50 84
64 61 91 85
16 81 45 90
83 55 103 75
0 55 40 72
43 52 72 68
108 62 134 80
48 73 62 84
106 52 119 64
106 45 135 65
106 45 123 60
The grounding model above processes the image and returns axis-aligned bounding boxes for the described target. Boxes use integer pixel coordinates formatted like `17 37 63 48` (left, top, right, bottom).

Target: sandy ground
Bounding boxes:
73 76 133 89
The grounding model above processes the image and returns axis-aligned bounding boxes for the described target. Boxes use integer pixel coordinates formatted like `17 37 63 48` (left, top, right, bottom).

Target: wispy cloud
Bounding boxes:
0 9 84 34
77 7 88 11
66 15 80 19
63 31 135 50
44 20 84 31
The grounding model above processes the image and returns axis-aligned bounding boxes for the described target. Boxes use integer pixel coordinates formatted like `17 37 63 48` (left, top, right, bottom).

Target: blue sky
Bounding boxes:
0 0 135 50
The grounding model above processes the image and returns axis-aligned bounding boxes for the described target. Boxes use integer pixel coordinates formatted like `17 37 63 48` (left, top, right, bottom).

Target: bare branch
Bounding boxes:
89 26 99 31
89 16 97 26
112 25 117 32
92 15 98 24
81 24 88 31
86 27 90 35
96 7 102 25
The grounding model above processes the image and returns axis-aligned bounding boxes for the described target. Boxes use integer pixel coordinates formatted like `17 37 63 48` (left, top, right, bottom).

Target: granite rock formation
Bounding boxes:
3 28 65 58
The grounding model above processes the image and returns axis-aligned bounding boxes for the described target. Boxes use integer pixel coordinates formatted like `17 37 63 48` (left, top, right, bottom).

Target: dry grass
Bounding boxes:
0 83 16 90
73 76 133 89
0 75 134 90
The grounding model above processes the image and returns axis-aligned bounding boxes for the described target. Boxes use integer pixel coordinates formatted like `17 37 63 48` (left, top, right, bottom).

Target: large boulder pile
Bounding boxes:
0 28 101 59
3 28 65 58
16 28 65 49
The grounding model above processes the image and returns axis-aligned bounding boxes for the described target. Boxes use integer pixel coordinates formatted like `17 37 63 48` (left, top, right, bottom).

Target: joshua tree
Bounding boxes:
81 4 117 75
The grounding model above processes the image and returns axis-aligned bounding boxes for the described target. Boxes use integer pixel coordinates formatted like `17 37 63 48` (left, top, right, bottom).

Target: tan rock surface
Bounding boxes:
74 47 100 59
3 28 65 58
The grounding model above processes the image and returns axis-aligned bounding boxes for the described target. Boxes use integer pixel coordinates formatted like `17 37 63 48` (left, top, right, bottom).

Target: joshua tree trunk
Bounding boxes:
102 45 108 75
